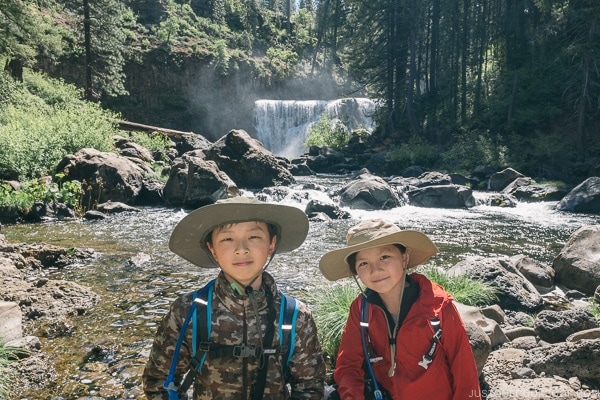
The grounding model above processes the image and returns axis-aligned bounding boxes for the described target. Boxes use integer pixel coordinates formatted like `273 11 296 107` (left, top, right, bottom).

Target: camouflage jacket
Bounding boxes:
142 271 325 400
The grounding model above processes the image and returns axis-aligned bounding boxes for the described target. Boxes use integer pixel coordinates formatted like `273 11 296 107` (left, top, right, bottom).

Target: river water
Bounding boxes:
5 174 600 399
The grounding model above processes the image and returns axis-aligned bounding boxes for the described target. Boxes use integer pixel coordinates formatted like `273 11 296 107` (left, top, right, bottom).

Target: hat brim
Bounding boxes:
319 230 439 281
169 201 309 268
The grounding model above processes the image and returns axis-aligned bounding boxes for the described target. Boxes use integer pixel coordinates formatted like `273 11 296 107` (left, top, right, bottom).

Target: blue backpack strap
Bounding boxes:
192 279 215 359
162 279 215 399
278 293 299 371
359 292 384 400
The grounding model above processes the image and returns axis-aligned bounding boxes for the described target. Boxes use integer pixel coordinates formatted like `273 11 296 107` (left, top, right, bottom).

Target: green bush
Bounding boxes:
386 136 440 170
0 71 117 179
304 113 349 150
125 131 173 154
441 130 508 172
0 178 83 214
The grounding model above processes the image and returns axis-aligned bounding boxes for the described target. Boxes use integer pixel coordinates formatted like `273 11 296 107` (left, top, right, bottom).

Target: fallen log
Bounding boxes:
118 120 196 139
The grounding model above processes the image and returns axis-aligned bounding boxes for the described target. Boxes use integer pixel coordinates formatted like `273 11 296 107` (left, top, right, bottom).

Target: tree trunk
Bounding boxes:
84 0 92 100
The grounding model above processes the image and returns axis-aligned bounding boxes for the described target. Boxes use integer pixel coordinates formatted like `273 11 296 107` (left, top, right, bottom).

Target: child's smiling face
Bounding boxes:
355 244 409 296
207 221 276 289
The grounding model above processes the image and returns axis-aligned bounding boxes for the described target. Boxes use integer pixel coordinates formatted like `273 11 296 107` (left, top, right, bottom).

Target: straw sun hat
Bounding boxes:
319 219 439 281
169 196 309 268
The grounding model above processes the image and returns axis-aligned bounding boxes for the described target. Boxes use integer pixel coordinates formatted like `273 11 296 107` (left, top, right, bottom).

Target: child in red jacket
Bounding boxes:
319 219 481 400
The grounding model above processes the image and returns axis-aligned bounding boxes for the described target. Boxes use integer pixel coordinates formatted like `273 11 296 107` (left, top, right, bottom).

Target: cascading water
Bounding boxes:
253 98 377 158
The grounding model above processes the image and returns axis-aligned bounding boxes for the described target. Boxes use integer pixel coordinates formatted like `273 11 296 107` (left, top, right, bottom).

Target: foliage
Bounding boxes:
0 178 84 213
590 299 600 323
125 131 173 154
419 267 498 307
307 283 357 363
441 130 508 172
58 0 132 98
0 71 117 179
0 341 17 399
0 0 65 70
266 46 298 78
506 132 579 180
385 136 440 170
290 8 316 57
304 113 349 150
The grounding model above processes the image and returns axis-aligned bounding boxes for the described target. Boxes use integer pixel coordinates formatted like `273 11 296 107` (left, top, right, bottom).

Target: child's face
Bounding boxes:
354 244 409 295
207 221 276 288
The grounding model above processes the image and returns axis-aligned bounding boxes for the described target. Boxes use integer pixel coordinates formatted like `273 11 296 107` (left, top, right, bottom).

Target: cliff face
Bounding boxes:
106 53 259 141
104 52 349 141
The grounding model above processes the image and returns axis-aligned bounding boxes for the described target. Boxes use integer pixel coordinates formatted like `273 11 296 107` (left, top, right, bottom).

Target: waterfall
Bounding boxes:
253 98 377 158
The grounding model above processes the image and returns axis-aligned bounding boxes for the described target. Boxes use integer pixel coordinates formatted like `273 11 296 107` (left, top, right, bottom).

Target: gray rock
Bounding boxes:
556 177 600 213
553 224 600 296
534 309 598 343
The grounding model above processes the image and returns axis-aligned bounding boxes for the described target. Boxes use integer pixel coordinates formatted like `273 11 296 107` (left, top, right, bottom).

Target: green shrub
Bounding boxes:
386 136 440 170
0 71 117 179
441 130 508 172
266 46 299 78
304 113 349 150
125 131 173 154
0 178 83 214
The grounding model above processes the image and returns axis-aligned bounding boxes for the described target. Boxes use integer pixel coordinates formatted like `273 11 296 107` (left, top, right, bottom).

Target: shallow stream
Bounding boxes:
5 174 600 399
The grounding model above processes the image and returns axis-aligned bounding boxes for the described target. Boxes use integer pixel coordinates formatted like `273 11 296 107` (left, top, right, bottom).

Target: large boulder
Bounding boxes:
163 154 238 208
407 184 476 208
534 309 598 343
503 180 568 202
526 339 600 384
508 255 555 291
338 173 402 210
0 301 22 343
488 167 524 191
56 148 153 206
449 256 544 313
553 225 600 296
556 177 600 213
204 129 295 189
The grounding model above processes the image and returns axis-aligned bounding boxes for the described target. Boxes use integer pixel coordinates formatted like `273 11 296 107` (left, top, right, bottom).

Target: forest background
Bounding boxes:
1 0 600 186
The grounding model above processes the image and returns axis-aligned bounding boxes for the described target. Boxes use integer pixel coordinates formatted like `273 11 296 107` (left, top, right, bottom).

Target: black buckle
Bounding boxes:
197 342 211 352
233 344 258 358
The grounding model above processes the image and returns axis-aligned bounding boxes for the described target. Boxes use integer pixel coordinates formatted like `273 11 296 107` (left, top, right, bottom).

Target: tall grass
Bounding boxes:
420 267 498 306
307 283 358 363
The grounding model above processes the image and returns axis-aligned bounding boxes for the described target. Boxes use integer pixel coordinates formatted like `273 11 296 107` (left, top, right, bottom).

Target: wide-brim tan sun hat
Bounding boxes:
169 196 309 268
319 219 439 281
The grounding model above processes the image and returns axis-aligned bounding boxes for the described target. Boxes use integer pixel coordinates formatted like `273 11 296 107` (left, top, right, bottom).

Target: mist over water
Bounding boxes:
253 98 377 157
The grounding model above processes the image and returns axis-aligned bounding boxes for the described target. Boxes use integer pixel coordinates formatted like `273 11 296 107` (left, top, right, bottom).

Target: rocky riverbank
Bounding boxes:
1 220 600 399
1 129 600 399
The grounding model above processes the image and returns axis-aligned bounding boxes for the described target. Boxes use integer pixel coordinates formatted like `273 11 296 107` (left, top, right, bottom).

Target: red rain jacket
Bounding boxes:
334 273 481 400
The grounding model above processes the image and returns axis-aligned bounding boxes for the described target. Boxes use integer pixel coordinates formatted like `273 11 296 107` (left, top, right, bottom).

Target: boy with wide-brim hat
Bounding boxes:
143 196 325 400
319 218 481 400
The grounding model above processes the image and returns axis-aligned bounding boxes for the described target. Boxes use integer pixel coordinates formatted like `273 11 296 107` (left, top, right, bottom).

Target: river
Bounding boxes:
5 174 600 399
